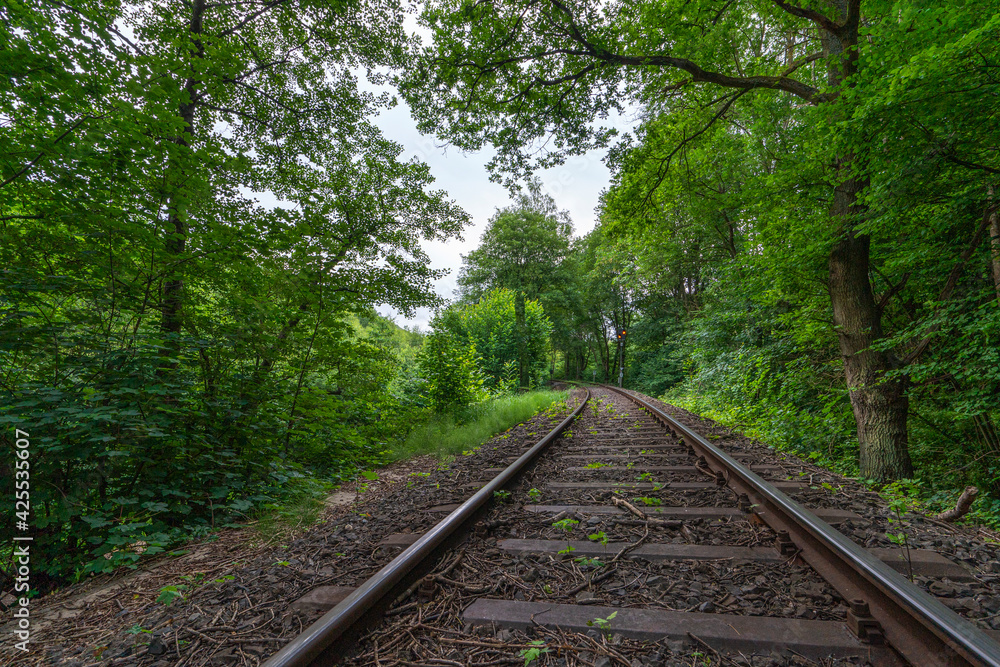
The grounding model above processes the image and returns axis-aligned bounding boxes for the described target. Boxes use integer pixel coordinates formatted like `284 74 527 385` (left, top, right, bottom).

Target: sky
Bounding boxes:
369 94 619 331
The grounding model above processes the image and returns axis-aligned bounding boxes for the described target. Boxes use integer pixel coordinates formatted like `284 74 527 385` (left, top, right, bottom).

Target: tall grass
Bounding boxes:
392 390 568 460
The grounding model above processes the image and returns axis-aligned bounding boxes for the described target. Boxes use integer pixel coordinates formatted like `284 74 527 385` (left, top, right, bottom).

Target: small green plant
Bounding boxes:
821 482 838 495
689 651 711 666
625 461 635 470
587 530 609 546
494 489 512 503
275 560 291 566
552 518 579 532
584 461 607 469
155 584 187 606
884 479 923 582
558 544 577 555
519 640 550 666
636 472 653 482
634 496 662 506
587 610 617 636
575 556 604 567
360 470 379 482
528 487 541 501
553 517 578 555
126 624 152 635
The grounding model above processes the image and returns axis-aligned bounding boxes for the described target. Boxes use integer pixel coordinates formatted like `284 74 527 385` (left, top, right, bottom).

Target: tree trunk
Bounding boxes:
828 202 913 481
822 2 913 482
514 289 529 389
159 0 206 364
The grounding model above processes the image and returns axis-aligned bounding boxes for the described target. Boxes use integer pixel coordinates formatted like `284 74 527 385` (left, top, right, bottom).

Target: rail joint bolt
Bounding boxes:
776 529 797 556
847 598 885 645
418 575 437 602
738 494 753 514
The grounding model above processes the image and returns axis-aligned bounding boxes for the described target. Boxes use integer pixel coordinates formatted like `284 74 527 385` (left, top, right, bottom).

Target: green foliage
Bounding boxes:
551 518 579 533
519 640 550 666
575 557 603 567
417 330 487 415
156 584 187 606
587 611 617 636
456 181 574 387
587 531 609 547
436 289 553 391
0 0 464 586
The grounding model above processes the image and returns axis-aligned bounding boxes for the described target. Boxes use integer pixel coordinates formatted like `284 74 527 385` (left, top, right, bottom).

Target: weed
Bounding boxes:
155 584 187 605
587 610 617 636
884 479 923 582
587 531 609 546
493 490 512 503
552 518 579 532
553 517 578 555
584 461 607 469
528 488 541 501
519 640 550 666
633 496 662 506
575 556 604 567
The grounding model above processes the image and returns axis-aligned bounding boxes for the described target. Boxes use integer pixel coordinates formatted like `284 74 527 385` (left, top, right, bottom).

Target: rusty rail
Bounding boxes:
603 384 1000 667
261 388 590 666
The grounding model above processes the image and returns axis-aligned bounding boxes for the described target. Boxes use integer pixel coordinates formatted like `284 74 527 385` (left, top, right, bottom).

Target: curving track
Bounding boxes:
262 385 1000 667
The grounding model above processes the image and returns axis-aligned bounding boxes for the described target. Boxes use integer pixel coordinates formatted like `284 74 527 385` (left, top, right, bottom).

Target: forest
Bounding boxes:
3 0 999 590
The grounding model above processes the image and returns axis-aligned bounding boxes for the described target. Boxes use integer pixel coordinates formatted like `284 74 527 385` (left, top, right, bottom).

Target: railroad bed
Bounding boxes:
260 387 1000 667
12 387 1000 666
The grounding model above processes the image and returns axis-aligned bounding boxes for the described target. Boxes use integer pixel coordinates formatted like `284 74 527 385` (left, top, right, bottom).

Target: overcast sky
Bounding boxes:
370 95 619 331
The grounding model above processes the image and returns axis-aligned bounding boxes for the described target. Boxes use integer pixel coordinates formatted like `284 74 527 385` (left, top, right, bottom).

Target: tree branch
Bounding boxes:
771 0 843 34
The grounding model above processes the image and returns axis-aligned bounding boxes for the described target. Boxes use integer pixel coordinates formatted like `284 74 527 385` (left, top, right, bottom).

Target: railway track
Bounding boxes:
262 385 1000 667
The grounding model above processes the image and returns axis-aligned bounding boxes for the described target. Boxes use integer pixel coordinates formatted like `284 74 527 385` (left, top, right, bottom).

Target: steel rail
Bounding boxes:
602 384 1000 667
262 388 590 667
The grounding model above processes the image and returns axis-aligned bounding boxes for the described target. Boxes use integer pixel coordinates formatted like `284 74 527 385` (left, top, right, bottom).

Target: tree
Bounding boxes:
459 181 572 388
439 288 553 390
0 0 467 581
417 331 486 415
400 0 1000 481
